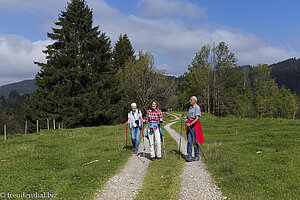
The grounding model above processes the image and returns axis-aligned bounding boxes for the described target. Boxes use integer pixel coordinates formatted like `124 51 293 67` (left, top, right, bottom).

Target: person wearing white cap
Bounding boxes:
126 103 143 154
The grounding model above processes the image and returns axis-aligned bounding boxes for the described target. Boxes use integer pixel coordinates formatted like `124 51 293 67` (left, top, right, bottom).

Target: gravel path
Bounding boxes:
94 128 151 200
165 114 225 200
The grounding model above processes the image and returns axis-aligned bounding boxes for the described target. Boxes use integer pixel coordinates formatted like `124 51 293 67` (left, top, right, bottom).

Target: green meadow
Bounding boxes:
1 113 299 200
0 125 132 199
171 112 300 200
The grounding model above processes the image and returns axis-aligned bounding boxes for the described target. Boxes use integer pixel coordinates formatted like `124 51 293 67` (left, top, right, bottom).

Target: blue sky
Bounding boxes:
1 0 300 85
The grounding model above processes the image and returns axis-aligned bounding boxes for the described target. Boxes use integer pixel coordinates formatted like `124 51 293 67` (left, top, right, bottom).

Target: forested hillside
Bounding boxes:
270 58 300 96
0 80 37 98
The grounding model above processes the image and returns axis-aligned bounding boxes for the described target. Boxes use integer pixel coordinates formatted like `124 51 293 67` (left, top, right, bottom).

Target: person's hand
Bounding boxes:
125 122 129 126
187 123 191 127
160 119 163 123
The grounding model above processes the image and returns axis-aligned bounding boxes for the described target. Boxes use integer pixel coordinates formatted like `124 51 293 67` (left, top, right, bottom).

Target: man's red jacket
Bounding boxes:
185 119 204 144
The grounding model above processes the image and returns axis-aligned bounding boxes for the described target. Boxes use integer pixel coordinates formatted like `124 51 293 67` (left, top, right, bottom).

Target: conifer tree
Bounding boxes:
25 0 112 129
110 34 135 122
112 34 135 71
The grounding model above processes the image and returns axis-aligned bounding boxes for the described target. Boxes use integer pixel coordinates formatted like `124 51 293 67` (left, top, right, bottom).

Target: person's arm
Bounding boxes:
187 115 199 126
126 112 130 125
126 117 130 125
140 111 144 125
144 110 149 124
159 110 163 123
187 106 201 126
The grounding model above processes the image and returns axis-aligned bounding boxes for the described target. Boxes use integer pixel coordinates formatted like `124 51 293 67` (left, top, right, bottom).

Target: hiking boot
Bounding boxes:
186 157 192 162
193 157 200 161
134 150 138 154
150 157 155 161
157 157 162 160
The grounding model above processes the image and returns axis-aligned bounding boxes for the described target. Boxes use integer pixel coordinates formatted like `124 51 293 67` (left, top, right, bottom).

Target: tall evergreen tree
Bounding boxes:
110 34 135 122
112 34 135 71
25 0 112 130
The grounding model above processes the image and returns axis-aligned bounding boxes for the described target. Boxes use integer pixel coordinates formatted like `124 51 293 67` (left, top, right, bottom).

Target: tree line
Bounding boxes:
177 43 298 119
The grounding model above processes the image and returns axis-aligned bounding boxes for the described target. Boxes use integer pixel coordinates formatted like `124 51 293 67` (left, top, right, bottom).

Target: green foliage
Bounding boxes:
0 94 28 135
253 64 298 119
25 0 114 130
181 42 244 116
0 125 132 200
171 112 300 200
110 34 136 123
181 43 297 119
112 34 135 72
118 51 177 113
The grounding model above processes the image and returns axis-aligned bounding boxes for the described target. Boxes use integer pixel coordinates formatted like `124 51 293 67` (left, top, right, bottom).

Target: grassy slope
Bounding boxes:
0 125 132 200
135 113 185 200
171 112 300 200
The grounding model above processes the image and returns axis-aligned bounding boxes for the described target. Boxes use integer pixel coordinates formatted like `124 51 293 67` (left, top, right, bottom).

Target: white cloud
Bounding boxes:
0 34 51 85
137 0 206 19
1 0 300 85
89 1 300 75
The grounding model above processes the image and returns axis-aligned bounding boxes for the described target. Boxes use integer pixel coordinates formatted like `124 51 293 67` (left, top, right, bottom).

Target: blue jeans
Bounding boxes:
187 126 199 158
131 127 141 151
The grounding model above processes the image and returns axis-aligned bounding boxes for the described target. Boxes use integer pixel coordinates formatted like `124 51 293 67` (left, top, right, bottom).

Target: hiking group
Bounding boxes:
126 96 204 162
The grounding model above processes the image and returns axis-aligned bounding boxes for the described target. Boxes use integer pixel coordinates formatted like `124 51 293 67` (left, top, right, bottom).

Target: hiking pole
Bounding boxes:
161 123 166 160
188 126 207 162
125 124 128 150
163 136 166 160
141 124 146 158
178 115 184 159
136 153 145 164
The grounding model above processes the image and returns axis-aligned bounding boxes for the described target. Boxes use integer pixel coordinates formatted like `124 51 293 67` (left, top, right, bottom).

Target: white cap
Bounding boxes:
131 103 137 107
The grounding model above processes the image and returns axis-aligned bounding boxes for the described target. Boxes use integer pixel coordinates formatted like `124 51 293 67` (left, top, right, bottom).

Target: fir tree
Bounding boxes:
112 34 135 71
25 0 112 130
109 34 135 122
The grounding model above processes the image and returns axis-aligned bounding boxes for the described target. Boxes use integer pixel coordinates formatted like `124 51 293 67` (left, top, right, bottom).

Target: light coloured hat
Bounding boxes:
131 103 137 107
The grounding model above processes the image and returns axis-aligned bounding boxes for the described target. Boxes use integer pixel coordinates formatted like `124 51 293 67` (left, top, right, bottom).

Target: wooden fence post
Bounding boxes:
36 120 39 133
53 119 56 130
61 122 63 129
47 119 49 130
58 123 61 129
25 120 28 135
4 125 7 140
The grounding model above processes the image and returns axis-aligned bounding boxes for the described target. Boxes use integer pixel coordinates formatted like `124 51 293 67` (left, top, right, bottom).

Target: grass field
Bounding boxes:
136 113 186 200
0 125 132 200
171 112 300 200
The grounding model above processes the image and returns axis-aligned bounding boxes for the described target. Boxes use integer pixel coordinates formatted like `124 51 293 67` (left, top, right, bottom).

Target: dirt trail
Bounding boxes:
164 113 225 200
94 128 151 200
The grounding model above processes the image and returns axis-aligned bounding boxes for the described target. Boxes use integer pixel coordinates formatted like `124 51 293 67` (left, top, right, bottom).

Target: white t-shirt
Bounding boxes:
128 110 142 127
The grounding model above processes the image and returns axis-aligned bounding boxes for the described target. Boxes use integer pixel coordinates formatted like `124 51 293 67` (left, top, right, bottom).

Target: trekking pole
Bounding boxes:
141 124 146 157
125 124 128 150
178 115 184 159
161 123 166 160
188 126 207 162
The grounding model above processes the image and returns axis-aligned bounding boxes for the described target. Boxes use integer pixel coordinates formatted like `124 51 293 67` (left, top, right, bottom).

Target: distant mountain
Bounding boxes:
269 58 300 96
0 79 37 98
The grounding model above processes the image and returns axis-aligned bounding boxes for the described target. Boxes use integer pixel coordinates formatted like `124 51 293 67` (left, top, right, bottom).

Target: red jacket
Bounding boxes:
185 119 204 144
